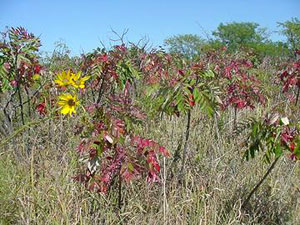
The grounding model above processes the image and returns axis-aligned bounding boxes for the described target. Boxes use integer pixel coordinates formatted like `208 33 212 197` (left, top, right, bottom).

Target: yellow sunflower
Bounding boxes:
32 74 40 81
55 70 72 87
70 71 90 89
58 93 79 116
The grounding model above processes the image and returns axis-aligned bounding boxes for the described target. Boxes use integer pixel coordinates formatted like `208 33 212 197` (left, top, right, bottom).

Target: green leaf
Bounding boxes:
193 87 200 102
127 60 140 79
189 79 196 86
274 143 282 158
128 163 134 172
177 100 185 113
294 138 300 158
203 69 215 78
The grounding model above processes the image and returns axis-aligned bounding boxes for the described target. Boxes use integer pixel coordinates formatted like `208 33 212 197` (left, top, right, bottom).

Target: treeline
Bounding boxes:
164 18 300 60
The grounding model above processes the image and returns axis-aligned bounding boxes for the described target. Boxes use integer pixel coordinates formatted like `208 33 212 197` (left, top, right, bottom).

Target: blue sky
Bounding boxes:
1 0 299 55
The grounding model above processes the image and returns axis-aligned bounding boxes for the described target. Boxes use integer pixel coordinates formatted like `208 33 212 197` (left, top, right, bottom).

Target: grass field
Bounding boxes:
1 105 299 225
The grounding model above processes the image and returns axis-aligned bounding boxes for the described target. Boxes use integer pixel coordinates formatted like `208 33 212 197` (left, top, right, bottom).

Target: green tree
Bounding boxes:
164 34 207 59
278 17 300 55
249 41 289 59
212 22 268 51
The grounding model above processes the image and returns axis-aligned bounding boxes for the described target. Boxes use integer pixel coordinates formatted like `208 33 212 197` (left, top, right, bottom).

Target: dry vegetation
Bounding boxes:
1 105 299 225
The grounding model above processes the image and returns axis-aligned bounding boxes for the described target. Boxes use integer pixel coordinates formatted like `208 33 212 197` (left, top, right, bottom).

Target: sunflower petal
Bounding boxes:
81 76 90 81
66 70 71 79
61 106 70 114
58 101 66 106
58 94 71 101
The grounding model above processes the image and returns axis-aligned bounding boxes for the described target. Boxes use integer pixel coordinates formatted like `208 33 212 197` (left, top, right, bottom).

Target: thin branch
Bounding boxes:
179 110 191 177
96 77 105 104
110 28 129 44
118 168 122 210
242 157 280 209
295 86 300 106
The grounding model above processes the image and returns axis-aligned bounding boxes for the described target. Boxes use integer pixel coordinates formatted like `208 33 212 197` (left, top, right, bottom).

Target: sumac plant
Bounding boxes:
279 54 300 105
59 46 170 208
75 91 169 188
239 115 299 162
0 27 41 92
236 114 299 208
0 27 42 151
221 59 266 128
80 44 140 104
143 57 220 175
73 84 169 208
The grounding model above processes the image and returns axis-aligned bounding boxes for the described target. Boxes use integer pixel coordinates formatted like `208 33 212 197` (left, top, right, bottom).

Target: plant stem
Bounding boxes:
295 86 300 106
179 110 191 177
17 85 25 126
25 88 31 119
242 157 280 209
96 78 104 104
3 89 18 134
118 169 122 210
13 53 25 126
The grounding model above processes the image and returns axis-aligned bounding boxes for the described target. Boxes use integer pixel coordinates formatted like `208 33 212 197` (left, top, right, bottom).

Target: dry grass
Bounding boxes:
0 106 299 225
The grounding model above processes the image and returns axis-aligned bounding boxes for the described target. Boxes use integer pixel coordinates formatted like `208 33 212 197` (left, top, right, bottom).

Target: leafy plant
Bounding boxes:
237 114 299 208
279 55 300 105
0 27 43 156
50 46 172 209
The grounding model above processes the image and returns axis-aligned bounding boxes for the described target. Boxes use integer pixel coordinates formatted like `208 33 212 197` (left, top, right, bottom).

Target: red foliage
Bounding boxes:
34 64 42 74
36 102 46 115
279 59 300 96
75 49 170 193
188 94 195 107
221 60 265 110
280 127 298 160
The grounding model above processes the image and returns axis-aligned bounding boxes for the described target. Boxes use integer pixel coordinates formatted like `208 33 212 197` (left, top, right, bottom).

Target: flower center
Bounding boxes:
74 79 81 85
68 99 75 106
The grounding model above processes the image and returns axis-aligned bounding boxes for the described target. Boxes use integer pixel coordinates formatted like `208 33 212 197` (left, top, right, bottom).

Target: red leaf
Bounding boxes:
34 64 41 74
36 102 46 115
159 146 170 157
